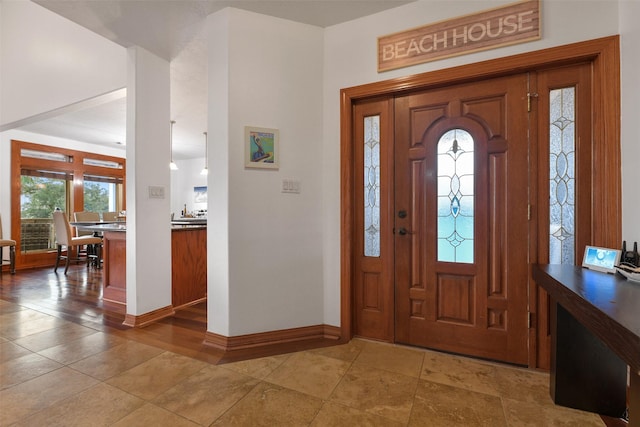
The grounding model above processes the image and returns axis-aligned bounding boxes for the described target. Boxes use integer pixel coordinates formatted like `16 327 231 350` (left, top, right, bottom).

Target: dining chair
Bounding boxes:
73 211 101 260
73 211 100 236
53 211 102 274
101 211 118 221
0 214 16 275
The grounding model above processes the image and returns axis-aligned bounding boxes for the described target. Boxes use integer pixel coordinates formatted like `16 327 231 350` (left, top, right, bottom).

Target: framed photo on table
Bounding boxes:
245 126 279 169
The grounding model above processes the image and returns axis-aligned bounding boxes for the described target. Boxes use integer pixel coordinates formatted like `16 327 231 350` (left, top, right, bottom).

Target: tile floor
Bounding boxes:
0 299 605 426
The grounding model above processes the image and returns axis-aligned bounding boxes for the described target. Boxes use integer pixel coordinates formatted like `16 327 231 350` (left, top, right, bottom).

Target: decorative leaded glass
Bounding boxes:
549 87 576 264
437 129 474 263
364 115 381 257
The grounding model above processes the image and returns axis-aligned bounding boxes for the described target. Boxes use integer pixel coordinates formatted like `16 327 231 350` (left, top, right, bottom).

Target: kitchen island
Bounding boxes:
85 223 207 310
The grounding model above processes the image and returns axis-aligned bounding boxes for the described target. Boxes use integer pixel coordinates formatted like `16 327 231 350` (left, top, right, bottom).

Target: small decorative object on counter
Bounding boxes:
621 241 639 267
617 240 640 283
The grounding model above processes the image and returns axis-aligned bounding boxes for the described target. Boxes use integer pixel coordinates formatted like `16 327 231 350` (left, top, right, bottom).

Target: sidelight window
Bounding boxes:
549 87 576 264
364 115 381 257
437 129 474 263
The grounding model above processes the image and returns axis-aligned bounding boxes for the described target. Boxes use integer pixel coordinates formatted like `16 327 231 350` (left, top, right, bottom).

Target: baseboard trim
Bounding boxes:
123 305 175 328
172 297 207 311
203 324 341 352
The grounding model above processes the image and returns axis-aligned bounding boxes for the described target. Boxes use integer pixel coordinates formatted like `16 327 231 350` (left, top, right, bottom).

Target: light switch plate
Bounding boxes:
148 185 165 199
281 179 301 194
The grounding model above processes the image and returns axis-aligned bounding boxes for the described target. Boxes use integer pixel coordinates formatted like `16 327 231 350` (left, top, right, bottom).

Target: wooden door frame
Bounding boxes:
340 36 621 367
10 140 127 271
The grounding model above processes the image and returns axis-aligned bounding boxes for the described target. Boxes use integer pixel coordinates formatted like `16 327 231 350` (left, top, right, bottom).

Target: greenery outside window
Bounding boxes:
10 140 126 269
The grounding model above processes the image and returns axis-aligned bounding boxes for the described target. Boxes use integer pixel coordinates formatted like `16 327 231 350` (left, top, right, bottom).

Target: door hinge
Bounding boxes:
527 92 538 112
528 311 535 329
528 204 531 221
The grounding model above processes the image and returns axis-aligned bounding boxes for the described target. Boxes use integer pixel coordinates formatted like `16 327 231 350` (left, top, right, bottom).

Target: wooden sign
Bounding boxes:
378 0 540 72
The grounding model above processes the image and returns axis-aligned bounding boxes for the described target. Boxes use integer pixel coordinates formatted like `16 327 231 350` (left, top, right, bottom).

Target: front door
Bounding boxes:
394 74 530 364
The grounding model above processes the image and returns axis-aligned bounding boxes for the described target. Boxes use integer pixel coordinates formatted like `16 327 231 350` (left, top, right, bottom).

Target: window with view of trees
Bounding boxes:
21 175 68 219
10 140 125 268
83 175 120 212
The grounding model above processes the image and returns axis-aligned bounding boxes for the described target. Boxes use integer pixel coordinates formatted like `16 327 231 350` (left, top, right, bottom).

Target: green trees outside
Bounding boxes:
20 176 110 218
20 176 66 218
83 181 110 212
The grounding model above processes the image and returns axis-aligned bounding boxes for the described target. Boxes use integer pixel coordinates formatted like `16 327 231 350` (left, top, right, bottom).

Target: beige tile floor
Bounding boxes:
0 300 605 426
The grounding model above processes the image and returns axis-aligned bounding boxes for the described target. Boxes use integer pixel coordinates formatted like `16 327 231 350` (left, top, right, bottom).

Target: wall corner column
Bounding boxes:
125 46 173 321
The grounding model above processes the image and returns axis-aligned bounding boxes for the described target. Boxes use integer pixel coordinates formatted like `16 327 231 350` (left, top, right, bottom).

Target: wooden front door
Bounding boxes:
394 74 530 364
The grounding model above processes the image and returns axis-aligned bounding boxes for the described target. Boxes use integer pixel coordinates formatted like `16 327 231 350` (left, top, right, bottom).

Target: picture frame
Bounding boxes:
194 186 207 203
245 126 279 169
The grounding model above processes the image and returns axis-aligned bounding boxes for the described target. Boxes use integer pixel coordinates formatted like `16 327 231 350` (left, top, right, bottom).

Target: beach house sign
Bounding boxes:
378 0 540 72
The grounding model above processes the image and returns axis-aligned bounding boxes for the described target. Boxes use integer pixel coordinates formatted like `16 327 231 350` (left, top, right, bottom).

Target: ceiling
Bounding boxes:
15 0 414 160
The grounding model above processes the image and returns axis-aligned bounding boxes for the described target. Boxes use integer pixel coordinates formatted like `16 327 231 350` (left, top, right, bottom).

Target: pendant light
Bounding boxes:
200 131 209 175
169 120 178 170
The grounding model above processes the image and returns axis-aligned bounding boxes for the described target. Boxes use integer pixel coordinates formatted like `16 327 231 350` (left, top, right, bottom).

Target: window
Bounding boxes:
11 140 126 267
548 87 576 264
83 174 122 212
364 115 381 257
437 129 475 263
20 170 70 252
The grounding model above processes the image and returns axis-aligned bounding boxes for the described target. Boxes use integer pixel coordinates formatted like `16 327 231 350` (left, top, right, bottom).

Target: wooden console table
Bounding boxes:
533 264 639 426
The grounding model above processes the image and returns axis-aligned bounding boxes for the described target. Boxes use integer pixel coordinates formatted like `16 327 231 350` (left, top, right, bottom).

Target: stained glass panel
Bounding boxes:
364 115 380 257
437 129 474 263
549 88 575 264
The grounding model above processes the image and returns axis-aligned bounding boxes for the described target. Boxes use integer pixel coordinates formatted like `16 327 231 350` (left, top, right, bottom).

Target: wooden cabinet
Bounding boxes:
102 231 127 306
533 265 639 423
171 227 207 308
101 227 207 310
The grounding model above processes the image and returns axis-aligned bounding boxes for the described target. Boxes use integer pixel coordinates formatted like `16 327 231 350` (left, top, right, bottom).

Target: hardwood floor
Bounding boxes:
0 264 336 365
0 264 126 330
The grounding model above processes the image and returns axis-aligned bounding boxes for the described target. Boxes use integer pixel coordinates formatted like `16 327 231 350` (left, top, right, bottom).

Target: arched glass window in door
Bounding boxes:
437 129 474 263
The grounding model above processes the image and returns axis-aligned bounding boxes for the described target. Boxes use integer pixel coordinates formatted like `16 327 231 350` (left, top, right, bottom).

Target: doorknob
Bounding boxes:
398 210 407 218
398 227 409 235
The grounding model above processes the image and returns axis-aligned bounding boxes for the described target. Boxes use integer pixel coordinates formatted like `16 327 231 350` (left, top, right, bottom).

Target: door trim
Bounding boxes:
340 36 621 367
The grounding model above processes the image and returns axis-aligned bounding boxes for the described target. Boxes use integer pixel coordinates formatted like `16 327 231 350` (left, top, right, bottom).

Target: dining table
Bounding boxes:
70 221 124 235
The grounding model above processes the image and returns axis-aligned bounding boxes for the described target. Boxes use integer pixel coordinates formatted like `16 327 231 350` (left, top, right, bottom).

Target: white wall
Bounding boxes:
125 46 172 315
322 0 633 325
208 8 325 335
619 0 640 245
0 1 126 129
170 158 208 217
206 9 231 335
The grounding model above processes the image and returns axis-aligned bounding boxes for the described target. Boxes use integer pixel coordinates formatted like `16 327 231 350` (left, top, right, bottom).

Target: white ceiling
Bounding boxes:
15 0 414 160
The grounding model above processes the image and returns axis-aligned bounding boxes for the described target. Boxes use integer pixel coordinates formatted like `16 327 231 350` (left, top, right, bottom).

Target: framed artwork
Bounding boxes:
194 186 207 203
245 126 279 169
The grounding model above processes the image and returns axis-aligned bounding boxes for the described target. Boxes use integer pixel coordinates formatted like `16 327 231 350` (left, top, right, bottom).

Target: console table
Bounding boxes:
533 264 639 426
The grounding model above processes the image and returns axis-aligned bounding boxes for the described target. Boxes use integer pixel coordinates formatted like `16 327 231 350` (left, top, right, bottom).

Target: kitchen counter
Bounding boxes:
100 224 207 311
79 222 206 232
171 218 207 226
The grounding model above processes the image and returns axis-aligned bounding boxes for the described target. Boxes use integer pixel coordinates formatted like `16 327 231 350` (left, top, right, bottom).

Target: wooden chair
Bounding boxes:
102 211 118 221
0 214 16 275
73 211 101 259
73 211 100 236
53 211 102 274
